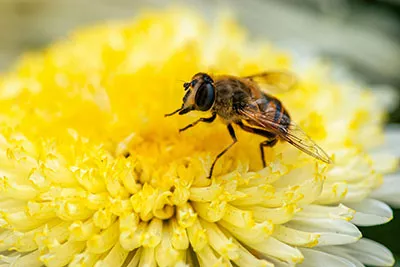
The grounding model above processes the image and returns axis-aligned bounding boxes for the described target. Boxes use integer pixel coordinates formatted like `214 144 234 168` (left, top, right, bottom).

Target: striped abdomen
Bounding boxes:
262 93 291 130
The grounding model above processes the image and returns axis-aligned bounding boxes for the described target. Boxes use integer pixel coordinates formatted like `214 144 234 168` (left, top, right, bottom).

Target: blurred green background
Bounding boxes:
0 0 399 265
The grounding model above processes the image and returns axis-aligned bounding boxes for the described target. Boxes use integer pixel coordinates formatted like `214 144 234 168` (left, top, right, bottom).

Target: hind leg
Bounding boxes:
259 138 278 167
236 121 277 167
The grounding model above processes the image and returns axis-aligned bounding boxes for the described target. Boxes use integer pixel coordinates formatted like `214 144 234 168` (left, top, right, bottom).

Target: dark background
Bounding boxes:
349 1 400 263
0 0 399 264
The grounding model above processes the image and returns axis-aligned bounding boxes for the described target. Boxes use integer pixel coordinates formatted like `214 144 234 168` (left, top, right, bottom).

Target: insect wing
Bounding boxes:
243 71 297 93
238 106 332 164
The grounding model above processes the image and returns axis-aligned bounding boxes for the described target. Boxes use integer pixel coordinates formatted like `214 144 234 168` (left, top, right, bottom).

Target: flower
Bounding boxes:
0 9 398 267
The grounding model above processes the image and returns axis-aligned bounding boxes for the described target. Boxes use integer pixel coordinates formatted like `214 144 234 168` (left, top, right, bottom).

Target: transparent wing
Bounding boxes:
243 70 297 93
238 105 332 164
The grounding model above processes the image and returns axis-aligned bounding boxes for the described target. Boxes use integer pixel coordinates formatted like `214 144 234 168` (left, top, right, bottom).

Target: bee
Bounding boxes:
165 71 332 178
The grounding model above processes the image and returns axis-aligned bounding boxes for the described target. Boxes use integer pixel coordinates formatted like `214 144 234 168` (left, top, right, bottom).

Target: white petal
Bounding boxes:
285 218 361 246
343 238 394 267
259 256 295 267
244 237 303 264
345 198 393 226
369 153 399 174
376 126 400 156
316 247 364 267
298 248 357 267
297 204 355 221
370 172 400 208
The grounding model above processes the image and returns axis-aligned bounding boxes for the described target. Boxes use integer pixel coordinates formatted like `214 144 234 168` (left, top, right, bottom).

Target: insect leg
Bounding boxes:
165 106 183 117
179 112 217 132
236 121 277 167
208 124 237 178
259 138 278 167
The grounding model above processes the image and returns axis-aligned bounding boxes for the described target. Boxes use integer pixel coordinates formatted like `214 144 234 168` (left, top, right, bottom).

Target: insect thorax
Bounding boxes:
213 79 251 123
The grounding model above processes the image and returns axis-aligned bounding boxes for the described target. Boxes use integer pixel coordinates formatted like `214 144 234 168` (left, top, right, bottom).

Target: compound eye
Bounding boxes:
191 79 198 87
203 74 214 83
195 82 215 111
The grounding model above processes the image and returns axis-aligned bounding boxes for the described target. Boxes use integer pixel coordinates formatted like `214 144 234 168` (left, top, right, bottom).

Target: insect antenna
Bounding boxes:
176 79 190 90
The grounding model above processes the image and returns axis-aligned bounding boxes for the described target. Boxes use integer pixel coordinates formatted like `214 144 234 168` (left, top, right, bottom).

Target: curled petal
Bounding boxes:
139 247 157 267
346 198 393 226
285 218 361 246
87 221 119 254
272 225 319 247
155 222 185 267
218 219 273 244
176 203 197 228
170 218 189 250
298 248 357 267
200 219 240 260
94 242 129 267
343 238 395 267
39 240 86 267
186 218 207 252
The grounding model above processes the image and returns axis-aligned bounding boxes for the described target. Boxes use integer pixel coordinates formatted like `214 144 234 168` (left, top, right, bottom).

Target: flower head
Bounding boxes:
0 9 398 267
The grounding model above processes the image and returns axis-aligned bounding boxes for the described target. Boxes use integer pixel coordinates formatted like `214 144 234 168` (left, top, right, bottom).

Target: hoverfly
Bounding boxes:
165 71 332 178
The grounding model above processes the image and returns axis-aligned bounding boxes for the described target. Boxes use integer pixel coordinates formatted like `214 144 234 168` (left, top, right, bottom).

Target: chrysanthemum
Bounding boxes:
0 9 398 267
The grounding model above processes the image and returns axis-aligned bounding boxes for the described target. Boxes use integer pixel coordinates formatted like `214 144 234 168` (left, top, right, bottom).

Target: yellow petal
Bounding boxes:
155 222 185 267
56 200 93 221
94 242 128 267
39 240 86 267
93 208 117 229
231 185 275 206
176 203 197 228
186 218 207 252
246 203 300 224
153 191 174 220
221 204 254 228
125 248 142 267
109 198 133 217
272 225 319 247
297 204 355 221
245 237 304 264
10 250 42 267
195 245 231 267
69 219 101 241
2 211 50 231
192 201 226 222
120 168 142 195
87 221 119 254
218 220 273 244
12 220 60 252
189 184 223 202
26 201 56 220
35 221 70 251
224 231 274 267
200 219 239 260
316 182 348 204
119 221 146 251
119 213 139 232
142 218 163 248
69 249 101 267
0 177 37 200
170 183 190 206
170 218 189 250
139 247 157 267
0 230 18 251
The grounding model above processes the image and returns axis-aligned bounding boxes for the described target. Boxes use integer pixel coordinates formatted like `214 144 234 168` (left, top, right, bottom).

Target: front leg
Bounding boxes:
179 112 217 132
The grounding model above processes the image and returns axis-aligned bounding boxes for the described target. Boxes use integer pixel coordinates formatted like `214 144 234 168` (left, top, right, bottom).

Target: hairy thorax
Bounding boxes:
212 78 252 124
